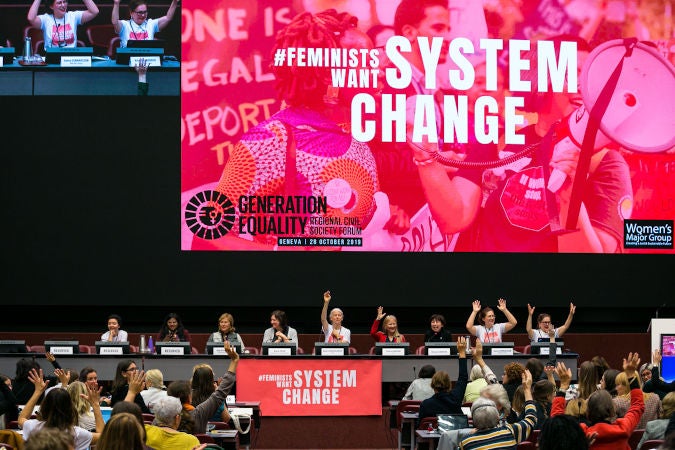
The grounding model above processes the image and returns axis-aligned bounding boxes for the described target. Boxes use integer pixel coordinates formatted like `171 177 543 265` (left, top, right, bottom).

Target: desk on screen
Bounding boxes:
0 60 179 96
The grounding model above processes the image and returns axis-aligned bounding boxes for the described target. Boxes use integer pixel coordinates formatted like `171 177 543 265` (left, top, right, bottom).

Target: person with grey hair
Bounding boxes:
140 368 167 413
464 340 499 403
460 369 537 449
321 290 351 344
480 383 512 424
145 396 200 449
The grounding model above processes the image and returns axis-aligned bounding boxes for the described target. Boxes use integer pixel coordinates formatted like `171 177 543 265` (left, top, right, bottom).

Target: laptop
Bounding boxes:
437 414 470 432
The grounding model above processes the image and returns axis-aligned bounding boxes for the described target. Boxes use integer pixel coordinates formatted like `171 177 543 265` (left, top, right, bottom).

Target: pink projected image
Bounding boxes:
180 0 675 253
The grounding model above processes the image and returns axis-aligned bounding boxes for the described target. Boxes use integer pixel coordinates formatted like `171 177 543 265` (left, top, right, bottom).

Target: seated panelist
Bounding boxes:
157 312 191 343
101 314 128 342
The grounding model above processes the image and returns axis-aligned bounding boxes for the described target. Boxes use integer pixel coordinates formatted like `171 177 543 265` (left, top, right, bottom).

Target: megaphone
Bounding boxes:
548 38 675 192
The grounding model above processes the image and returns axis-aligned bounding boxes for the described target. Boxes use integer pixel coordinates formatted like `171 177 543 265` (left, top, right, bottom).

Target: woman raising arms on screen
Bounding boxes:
526 302 576 345
27 0 99 49
371 306 405 343
466 299 517 343
321 290 351 344
112 0 179 48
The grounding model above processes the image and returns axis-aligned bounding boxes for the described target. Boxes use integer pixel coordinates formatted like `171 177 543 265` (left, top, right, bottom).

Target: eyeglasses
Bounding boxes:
125 367 138 372
133 10 148 15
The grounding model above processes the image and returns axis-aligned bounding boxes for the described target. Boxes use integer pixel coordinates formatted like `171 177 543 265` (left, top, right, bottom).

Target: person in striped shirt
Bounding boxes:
460 369 537 449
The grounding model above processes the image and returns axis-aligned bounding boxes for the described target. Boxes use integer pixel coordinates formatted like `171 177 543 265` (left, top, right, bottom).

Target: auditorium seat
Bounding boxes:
396 400 421 450
85 24 116 55
29 345 45 353
244 346 260 355
349 346 358 355
415 345 426 355
629 429 645 450
79 344 94 354
195 433 216 444
640 439 665 450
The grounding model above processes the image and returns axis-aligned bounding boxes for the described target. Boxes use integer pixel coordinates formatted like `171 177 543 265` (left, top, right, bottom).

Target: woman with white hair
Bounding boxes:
140 369 167 414
321 290 351 343
460 370 537 449
145 396 200 449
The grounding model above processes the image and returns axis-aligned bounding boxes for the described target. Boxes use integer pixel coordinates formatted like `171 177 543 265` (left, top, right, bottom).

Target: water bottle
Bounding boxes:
23 37 32 60
148 336 154 354
465 335 472 355
140 335 147 353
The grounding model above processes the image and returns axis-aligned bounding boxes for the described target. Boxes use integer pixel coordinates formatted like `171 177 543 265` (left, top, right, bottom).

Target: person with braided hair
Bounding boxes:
191 9 408 251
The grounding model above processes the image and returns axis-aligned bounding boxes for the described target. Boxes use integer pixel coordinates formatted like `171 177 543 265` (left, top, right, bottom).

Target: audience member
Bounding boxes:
140 369 167 413
321 290 351 344
552 355 645 449
0 373 19 425
79 367 110 406
19 368 104 450
165 380 195 434
24 427 75 450
502 362 526 403
508 385 526 423
139 341 240 434
157 313 191 343
600 368 621 398
191 363 230 423
425 314 453 342
110 401 153 448
145 396 200 449
526 303 576 344
27 0 99 49
637 391 675 450
371 306 406 342
565 361 600 402
13 355 61 404
460 369 537 449
68 381 97 431
526 358 545 381
403 365 436 401
206 312 245 352
463 340 499 404
537 414 589 450
614 371 662 429
263 310 298 345
95 412 145 450
466 299 517 343
531 379 556 430
591 355 611 384
112 0 179 48
110 360 150 413
645 350 675 399
418 338 468 425
101 314 128 342
480 383 512 426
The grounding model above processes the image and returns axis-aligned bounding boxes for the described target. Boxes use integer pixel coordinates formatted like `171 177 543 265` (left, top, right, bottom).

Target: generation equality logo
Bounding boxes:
624 219 673 249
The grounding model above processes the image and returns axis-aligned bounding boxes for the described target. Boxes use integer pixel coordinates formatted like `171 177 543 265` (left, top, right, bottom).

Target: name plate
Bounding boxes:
226 395 235 403
212 347 227 356
100 347 123 355
491 347 514 356
267 347 292 356
427 348 451 356
50 346 74 355
382 348 405 356
320 347 346 356
129 56 161 67
539 347 562 355
229 407 253 416
61 56 92 67
160 346 185 355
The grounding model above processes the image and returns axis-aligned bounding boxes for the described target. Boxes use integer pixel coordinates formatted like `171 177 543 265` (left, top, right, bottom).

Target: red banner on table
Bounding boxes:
236 359 382 416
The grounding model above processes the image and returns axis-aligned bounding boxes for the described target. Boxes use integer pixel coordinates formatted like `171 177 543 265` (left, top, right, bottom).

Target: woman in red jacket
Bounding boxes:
550 353 645 450
370 306 405 342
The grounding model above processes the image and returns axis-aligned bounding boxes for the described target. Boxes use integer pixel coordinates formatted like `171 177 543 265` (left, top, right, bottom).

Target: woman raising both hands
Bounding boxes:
466 299 517 343
371 306 405 342
321 291 350 344
526 302 576 345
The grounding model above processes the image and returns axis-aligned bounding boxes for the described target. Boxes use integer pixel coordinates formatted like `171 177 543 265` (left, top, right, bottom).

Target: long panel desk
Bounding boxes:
0 59 179 96
0 353 578 383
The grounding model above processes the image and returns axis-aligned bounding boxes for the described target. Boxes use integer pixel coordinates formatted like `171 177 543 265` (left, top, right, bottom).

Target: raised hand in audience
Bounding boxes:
54 368 70 388
124 370 146 401
555 362 572 390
